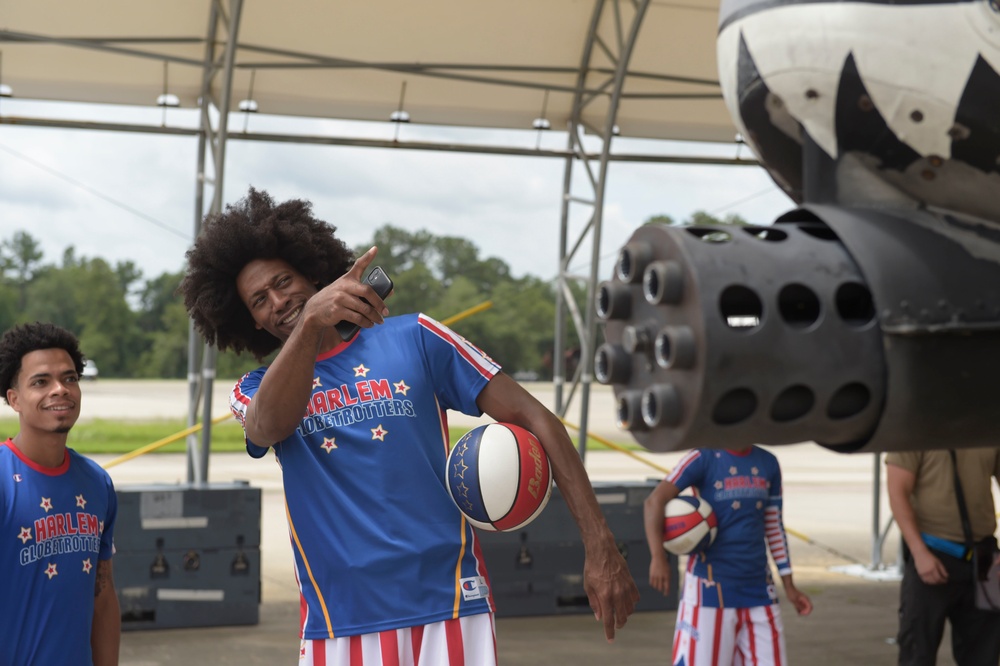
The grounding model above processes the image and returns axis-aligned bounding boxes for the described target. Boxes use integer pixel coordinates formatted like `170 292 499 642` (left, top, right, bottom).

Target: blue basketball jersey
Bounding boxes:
0 439 117 666
666 447 791 608
231 313 501 638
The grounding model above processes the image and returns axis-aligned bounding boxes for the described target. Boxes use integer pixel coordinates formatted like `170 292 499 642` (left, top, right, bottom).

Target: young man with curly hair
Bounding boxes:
179 187 639 665
0 322 120 666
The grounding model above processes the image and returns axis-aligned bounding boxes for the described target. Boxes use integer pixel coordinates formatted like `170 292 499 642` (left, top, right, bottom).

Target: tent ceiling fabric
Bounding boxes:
1 0 735 143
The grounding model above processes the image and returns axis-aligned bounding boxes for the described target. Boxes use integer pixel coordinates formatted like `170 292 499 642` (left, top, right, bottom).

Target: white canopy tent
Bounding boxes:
2 0 752 473
1 0 733 140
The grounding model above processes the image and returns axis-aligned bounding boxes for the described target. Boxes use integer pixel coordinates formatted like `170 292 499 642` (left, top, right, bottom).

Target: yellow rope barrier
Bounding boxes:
558 417 672 476
102 413 232 469
441 300 493 326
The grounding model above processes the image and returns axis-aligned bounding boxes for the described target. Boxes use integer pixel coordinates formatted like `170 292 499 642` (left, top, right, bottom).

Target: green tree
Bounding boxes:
0 284 17 333
137 272 183 333
136 300 190 378
356 224 559 376
686 210 750 226
23 254 139 376
643 211 751 227
1 231 44 311
643 214 677 226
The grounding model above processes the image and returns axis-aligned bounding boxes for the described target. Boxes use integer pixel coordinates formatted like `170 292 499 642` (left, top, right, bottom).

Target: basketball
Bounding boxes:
445 422 553 532
663 495 718 555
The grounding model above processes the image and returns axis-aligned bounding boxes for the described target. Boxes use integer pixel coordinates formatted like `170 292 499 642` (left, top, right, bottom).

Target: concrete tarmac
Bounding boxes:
9 380 984 665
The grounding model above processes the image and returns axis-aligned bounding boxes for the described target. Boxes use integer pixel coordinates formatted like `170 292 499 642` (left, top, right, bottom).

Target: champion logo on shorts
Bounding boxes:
460 575 490 601
676 618 701 641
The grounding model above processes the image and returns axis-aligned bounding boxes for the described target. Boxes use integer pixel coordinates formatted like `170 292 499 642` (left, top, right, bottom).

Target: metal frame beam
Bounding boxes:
554 0 651 462
185 0 244 484
0 116 756 166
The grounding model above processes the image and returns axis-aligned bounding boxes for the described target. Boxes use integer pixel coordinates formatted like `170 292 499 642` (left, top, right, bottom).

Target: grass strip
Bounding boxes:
0 418 638 455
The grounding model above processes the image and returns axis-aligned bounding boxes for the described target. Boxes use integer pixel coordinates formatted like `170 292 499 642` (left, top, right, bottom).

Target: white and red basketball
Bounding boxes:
445 422 553 532
663 495 718 555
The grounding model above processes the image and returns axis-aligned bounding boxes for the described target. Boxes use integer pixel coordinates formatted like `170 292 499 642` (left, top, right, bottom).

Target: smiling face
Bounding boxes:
236 257 320 342
7 348 82 436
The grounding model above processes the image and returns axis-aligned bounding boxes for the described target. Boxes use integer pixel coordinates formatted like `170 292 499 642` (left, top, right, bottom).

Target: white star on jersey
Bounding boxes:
371 424 388 441
76 494 87 509
354 364 370 377
393 379 410 396
321 437 337 453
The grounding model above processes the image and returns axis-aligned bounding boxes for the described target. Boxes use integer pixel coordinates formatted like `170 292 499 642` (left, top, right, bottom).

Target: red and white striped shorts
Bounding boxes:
672 575 787 666
299 613 497 666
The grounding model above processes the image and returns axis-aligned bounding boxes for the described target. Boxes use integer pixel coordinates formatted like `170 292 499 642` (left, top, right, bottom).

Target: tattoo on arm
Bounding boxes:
95 560 111 598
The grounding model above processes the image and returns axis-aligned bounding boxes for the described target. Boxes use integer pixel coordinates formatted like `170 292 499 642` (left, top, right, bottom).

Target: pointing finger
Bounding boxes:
349 246 378 279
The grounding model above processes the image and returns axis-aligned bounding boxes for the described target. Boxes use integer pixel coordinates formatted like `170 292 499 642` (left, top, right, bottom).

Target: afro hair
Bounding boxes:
179 187 355 360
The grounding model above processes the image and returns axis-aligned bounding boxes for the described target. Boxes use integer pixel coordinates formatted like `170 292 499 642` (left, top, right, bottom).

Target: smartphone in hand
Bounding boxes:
334 266 394 342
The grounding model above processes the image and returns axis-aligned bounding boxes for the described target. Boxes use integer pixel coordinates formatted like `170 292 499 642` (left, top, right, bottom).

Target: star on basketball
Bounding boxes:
321 437 337 453
44 563 58 580
18 527 32 544
76 494 87 509
453 459 469 479
393 380 410 396
82 558 93 574
39 497 53 512
371 424 388 441
354 364 370 377
455 482 470 498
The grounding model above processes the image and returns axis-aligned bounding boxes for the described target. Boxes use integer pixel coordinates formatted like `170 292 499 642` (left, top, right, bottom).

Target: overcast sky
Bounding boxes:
0 98 793 286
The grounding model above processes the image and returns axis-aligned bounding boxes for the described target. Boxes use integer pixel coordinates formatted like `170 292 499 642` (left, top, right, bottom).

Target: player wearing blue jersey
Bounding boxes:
179 188 639 665
0 322 119 666
643 447 812 666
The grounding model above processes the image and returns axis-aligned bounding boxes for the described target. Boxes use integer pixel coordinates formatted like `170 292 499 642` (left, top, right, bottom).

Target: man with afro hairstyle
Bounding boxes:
0 322 120 665
180 187 639 665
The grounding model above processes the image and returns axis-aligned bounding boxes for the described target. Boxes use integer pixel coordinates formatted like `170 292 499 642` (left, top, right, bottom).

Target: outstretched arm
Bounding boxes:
476 373 639 642
643 478 681 597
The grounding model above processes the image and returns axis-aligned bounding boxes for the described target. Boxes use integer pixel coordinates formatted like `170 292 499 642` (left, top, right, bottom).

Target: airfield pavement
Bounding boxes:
6 379 995 665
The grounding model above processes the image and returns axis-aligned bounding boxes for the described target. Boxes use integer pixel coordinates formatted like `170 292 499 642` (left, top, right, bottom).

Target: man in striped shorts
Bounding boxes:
643 446 813 665
179 187 640 665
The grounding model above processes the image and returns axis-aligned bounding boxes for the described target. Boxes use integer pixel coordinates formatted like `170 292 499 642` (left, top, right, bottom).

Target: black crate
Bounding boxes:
114 482 261 551
113 483 262 630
